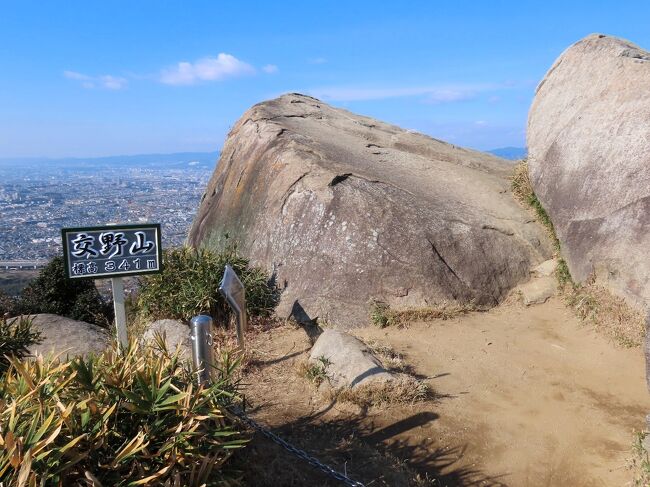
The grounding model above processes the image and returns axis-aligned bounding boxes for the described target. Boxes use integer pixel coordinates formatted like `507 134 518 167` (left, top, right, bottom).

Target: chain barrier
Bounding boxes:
189 305 365 487
228 405 366 487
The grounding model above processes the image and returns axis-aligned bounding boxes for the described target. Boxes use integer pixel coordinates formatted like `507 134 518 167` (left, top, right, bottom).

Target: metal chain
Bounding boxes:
228 406 366 487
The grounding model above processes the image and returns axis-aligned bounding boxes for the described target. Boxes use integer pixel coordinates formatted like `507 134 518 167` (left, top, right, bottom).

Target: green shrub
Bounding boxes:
18 257 113 327
556 258 573 288
370 300 392 328
0 315 42 372
0 340 246 486
136 246 279 323
0 290 18 318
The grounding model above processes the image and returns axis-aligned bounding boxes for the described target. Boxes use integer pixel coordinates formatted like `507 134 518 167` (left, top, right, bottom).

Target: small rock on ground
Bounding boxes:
532 259 557 277
518 276 557 306
309 329 395 388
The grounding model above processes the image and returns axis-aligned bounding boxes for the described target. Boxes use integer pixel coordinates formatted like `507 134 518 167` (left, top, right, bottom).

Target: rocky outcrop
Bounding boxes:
528 34 650 312
27 314 110 358
189 93 552 326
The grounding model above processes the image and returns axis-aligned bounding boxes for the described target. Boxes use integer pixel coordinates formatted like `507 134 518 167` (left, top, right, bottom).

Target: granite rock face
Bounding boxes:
189 93 552 326
528 34 650 312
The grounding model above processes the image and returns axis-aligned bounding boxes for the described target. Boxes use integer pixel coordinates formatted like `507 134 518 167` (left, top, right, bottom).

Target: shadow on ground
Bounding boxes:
232 400 508 486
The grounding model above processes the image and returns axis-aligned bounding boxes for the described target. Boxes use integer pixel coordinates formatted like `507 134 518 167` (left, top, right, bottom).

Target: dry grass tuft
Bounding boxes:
511 160 560 252
365 339 411 374
391 304 477 323
296 355 331 387
331 376 434 408
628 431 650 486
370 300 477 328
563 281 646 347
511 159 535 204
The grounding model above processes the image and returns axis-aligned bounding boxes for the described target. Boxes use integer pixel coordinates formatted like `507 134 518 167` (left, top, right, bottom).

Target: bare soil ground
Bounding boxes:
235 297 649 486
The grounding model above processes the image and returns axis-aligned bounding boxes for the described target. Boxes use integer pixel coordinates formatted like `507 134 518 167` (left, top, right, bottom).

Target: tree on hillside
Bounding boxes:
0 290 18 317
18 257 113 327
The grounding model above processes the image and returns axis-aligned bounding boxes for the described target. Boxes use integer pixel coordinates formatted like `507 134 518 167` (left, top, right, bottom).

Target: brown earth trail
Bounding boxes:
240 298 649 486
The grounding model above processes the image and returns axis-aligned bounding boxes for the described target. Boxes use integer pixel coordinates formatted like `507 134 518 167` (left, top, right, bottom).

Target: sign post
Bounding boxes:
219 264 247 349
111 277 128 349
61 223 163 350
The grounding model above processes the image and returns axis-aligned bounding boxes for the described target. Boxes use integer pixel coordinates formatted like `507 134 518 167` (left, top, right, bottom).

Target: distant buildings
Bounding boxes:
0 164 211 262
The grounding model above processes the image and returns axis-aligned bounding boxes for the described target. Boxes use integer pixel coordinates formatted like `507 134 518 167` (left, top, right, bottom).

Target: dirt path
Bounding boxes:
240 297 649 486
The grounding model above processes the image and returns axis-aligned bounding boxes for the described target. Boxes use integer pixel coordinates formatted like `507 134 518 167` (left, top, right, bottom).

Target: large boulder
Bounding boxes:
528 34 650 312
189 93 552 326
26 313 110 358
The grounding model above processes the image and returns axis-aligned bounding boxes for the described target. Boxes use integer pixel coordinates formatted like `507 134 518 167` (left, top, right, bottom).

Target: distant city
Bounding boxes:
0 152 218 266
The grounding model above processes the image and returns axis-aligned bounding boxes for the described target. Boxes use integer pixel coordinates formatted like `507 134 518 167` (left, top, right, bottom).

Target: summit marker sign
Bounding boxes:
62 224 162 279
62 223 163 350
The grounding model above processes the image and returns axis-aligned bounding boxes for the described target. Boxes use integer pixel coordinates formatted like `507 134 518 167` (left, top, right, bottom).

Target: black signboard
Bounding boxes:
61 224 163 279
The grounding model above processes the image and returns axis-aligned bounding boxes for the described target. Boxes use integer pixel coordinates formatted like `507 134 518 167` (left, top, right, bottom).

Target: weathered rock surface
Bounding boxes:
142 319 190 358
531 259 557 278
518 276 557 306
309 329 394 388
189 93 552 326
528 34 650 312
26 314 110 358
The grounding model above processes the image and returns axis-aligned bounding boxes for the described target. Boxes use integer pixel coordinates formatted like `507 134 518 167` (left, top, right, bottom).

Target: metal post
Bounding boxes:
111 277 128 350
190 315 214 386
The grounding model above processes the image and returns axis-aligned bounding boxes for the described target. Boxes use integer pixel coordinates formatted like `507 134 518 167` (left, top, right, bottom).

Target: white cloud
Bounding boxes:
160 53 255 85
100 75 128 90
307 84 499 103
425 88 477 104
262 64 278 74
64 70 127 90
63 70 91 81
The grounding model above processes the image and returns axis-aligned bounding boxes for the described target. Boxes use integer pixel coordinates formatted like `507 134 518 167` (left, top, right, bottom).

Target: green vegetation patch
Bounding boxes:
297 355 332 387
0 315 42 372
7 257 113 327
136 245 279 324
0 339 246 486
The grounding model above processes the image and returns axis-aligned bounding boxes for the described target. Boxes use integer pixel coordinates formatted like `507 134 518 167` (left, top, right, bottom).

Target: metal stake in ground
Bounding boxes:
219 264 247 349
190 315 215 386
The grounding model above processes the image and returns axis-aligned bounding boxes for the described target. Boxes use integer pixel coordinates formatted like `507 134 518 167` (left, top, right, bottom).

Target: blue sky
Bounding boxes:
1 1 649 158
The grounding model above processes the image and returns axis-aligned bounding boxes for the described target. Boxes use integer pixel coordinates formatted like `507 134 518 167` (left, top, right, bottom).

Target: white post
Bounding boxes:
111 277 128 350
